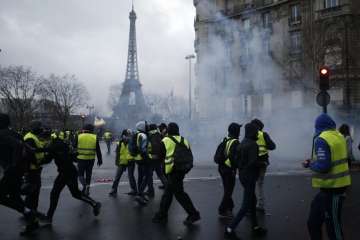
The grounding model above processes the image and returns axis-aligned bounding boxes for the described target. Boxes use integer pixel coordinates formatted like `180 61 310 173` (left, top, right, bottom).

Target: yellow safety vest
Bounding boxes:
312 130 351 189
117 141 133 166
133 132 143 161
77 133 97 160
162 135 190 174
104 132 112 140
24 132 45 170
224 138 237 168
257 131 268 157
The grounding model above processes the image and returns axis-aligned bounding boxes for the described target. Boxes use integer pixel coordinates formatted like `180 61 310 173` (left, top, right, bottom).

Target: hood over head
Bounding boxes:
167 122 180 136
315 113 336 136
244 123 258 141
251 119 264 131
228 122 241 138
136 121 146 132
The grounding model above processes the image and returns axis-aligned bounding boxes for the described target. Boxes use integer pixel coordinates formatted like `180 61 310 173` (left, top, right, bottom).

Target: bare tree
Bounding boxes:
41 74 88 128
0 65 43 128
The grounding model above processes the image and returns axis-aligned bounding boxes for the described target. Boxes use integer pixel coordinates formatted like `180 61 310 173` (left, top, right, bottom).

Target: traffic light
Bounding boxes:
319 67 330 91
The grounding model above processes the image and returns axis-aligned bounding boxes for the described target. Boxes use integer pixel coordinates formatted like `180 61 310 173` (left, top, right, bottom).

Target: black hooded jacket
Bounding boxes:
236 123 260 175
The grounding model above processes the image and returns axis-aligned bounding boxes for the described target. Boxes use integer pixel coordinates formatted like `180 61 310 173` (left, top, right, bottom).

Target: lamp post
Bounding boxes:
80 114 85 129
185 54 195 120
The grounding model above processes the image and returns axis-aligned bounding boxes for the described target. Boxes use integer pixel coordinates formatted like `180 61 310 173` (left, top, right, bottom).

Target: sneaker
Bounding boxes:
127 191 138 196
183 212 201 225
109 190 117 198
20 221 39 236
224 227 240 240
152 213 168 223
252 226 267 236
135 196 147 205
219 210 234 219
93 202 102 216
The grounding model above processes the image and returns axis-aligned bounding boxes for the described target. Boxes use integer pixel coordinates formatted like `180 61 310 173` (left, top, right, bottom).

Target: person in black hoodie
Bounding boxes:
0 113 39 235
41 132 101 224
251 118 276 213
225 123 267 239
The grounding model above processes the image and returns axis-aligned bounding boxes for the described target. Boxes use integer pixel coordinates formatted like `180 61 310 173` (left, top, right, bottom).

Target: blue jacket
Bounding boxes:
310 114 336 173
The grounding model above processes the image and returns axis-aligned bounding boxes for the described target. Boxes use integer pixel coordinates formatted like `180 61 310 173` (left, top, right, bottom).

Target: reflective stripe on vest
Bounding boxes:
77 133 97 160
312 130 351 188
162 135 190 174
257 131 268 157
117 141 132 165
24 132 45 170
224 138 237 168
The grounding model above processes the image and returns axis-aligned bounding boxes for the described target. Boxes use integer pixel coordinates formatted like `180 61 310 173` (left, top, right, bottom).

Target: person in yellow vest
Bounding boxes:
217 123 241 219
109 129 135 197
76 124 103 196
303 114 351 240
103 130 112 154
23 121 49 214
152 122 200 225
251 119 276 213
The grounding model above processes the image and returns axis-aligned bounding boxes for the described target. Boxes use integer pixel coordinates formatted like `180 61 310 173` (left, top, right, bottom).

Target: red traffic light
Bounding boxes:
319 67 330 91
320 68 328 75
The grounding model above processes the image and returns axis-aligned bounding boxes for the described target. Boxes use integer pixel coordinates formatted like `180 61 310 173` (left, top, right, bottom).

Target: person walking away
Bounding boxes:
23 121 50 215
158 123 168 190
76 124 102 196
338 124 354 168
0 113 39 235
251 118 276 213
103 130 112 154
225 123 267 239
109 129 136 197
42 132 101 224
303 114 351 240
145 124 167 198
214 123 241 218
129 121 149 205
152 122 200 225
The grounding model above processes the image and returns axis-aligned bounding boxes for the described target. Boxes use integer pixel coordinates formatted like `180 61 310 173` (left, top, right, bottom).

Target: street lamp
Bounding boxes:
80 114 85 129
185 54 196 120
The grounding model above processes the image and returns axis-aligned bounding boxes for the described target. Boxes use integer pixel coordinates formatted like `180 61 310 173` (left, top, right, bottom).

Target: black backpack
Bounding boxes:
148 132 163 160
128 132 140 157
168 136 193 172
214 138 229 165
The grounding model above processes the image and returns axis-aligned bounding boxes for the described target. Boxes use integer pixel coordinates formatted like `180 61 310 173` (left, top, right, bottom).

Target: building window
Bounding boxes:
243 18 250 31
324 0 339 9
290 4 301 22
290 31 302 53
262 12 272 28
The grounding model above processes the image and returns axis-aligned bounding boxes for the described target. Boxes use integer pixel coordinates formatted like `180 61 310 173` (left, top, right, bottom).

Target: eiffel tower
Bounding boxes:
113 3 149 128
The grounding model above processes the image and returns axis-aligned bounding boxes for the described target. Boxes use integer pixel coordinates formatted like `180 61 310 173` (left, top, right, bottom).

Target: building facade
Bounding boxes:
193 0 360 120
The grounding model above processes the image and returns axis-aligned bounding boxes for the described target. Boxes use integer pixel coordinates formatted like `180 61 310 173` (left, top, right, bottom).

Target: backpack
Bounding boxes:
128 132 140 157
168 136 193 172
148 132 163 160
214 138 229 165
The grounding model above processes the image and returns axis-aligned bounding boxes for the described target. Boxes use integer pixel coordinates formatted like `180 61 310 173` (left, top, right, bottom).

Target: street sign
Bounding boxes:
316 91 330 107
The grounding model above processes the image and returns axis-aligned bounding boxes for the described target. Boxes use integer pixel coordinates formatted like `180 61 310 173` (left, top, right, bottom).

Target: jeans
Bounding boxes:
77 159 95 189
158 171 198 216
229 173 259 230
111 165 126 192
137 162 148 195
256 166 267 209
127 162 137 192
308 190 346 240
218 165 236 213
47 170 97 219
105 141 111 154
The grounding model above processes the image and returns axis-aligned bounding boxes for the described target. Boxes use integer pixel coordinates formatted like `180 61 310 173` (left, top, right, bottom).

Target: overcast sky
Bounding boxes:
0 0 196 115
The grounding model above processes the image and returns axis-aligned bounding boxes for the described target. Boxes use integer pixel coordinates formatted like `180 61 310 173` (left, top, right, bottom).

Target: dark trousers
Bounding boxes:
112 165 128 191
25 168 42 211
105 141 111 154
77 159 95 188
127 162 137 192
218 165 236 213
47 171 97 219
0 169 25 214
137 162 148 195
229 173 259 229
158 171 198 216
147 161 168 194
308 191 346 240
